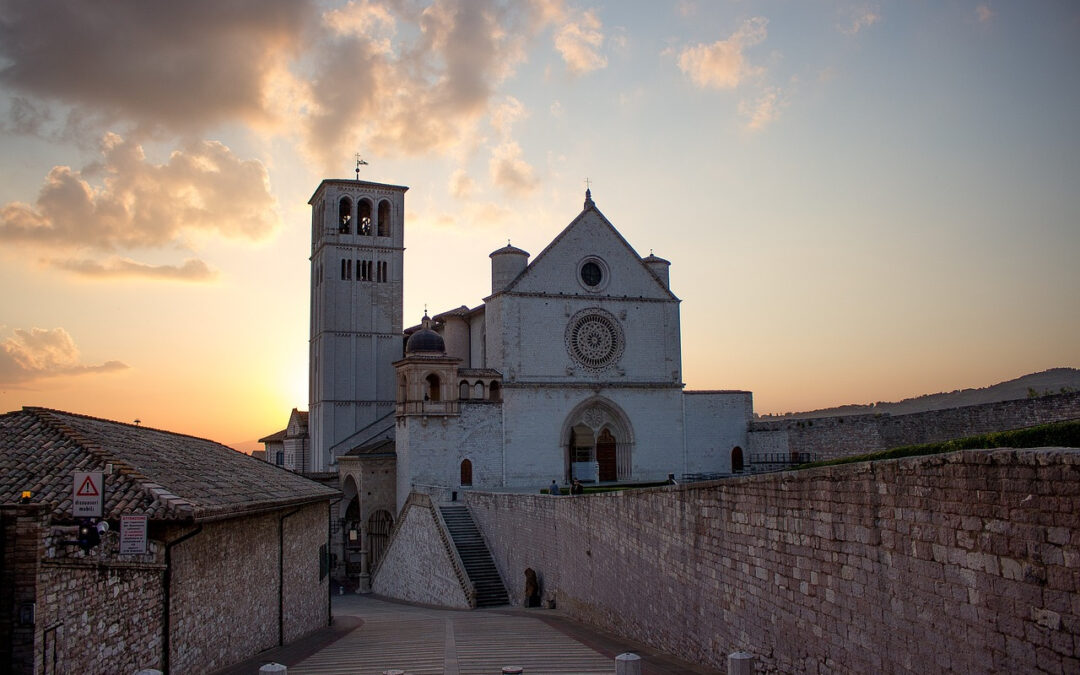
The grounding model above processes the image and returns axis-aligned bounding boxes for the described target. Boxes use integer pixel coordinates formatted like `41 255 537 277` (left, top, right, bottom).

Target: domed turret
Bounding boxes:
405 313 445 354
489 242 529 294
643 252 671 289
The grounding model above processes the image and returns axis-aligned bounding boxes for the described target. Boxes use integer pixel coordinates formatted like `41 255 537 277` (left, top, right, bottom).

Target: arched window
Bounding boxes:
473 382 484 399
367 510 394 571
488 380 501 402
426 373 441 401
377 200 391 237
397 376 407 403
731 446 744 473
460 458 473 486
459 380 470 400
338 197 352 233
358 199 373 235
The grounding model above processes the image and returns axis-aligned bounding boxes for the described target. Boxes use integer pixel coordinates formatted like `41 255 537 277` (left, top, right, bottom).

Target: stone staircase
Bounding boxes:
439 505 508 607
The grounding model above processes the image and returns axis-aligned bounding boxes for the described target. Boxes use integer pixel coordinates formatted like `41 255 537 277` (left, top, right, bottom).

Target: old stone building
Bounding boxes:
0 407 337 675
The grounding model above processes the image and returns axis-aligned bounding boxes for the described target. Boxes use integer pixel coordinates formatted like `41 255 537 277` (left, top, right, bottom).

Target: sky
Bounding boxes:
0 0 1077 450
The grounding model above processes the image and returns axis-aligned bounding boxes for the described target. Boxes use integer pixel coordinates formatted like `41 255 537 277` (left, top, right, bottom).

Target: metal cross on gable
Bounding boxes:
584 177 592 190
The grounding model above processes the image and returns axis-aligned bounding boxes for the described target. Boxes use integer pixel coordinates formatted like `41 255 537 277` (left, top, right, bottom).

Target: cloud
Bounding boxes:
0 0 312 134
839 6 881 35
51 257 218 282
0 134 279 263
489 141 539 197
739 87 785 131
0 327 128 385
677 17 768 90
449 169 477 199
553 9 608 74
976 5 995 23
301 0 531 167
491 97 528 137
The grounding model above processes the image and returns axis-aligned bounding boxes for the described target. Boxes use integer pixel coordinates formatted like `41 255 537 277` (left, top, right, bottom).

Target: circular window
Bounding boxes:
576 257 609 292
581 262 602 287
565 309 624 371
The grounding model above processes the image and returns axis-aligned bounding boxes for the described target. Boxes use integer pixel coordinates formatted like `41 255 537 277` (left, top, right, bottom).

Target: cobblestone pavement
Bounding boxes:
228 593 720 675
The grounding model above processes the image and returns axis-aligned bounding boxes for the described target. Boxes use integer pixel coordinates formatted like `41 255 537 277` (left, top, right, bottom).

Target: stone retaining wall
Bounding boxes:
748 391 1080 461
465 448 1080 673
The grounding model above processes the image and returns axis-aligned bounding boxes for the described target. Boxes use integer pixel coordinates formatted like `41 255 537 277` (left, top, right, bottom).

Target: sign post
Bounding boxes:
120 515 148 555
72 471 103 518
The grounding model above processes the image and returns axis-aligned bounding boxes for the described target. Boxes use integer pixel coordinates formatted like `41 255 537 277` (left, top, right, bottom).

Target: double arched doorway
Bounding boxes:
563 397 634 483
340 475 394 579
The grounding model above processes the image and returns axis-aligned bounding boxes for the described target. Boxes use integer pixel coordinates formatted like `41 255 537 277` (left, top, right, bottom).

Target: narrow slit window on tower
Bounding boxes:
340 258 347 280
359 199 373 235
356 260 362 281
347 259 353 280
378 200 391 237
338 197 352 233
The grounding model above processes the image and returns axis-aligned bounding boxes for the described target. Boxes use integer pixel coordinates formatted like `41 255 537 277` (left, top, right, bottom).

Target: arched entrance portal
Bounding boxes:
367 510 394 572
562 397 634 484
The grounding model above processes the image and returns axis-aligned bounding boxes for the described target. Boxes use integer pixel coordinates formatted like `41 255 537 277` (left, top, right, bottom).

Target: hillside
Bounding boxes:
760 368 1080 420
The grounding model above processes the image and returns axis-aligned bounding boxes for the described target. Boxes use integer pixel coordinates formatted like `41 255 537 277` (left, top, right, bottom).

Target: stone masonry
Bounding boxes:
465 448 1080 673
748 390 1080 461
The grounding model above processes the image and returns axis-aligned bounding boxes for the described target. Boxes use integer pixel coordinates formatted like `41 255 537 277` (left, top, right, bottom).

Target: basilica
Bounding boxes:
262 176 752 569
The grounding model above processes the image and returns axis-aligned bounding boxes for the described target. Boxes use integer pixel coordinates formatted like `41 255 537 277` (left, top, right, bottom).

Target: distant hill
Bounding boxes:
759 368 1080 420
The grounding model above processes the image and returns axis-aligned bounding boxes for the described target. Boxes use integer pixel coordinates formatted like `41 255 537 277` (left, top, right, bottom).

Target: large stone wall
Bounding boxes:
465 448 1080 673
748 391 1080 461
167 501 329 673
372 493 472 608
0 505 46 674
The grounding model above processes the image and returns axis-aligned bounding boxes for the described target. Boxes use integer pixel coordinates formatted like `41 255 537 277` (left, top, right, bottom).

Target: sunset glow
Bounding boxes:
1 1 1077 450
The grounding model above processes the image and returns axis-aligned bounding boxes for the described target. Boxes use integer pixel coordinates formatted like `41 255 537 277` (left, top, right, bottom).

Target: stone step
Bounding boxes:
440 505 508 608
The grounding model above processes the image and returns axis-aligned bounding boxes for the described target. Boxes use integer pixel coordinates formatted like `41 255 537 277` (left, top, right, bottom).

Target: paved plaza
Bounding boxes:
217 594 720 675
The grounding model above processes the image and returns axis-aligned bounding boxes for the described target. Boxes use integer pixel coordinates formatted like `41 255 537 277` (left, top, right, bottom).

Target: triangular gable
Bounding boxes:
500 202 678 301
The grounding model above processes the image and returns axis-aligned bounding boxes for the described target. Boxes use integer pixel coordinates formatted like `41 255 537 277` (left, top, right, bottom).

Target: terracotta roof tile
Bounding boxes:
1 408 338 523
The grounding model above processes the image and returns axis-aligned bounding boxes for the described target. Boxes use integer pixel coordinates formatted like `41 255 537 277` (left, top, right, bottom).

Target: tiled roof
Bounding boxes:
343 439 396 457
258 429 287 443
1 408 338 523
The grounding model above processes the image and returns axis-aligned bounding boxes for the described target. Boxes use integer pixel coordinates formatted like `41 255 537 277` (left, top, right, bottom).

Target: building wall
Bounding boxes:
371 494 471 608
748 391 1080 461
683 391 753 474
166 501 329 673
0 505 46 675
465 448 1080 673
396 403 502 512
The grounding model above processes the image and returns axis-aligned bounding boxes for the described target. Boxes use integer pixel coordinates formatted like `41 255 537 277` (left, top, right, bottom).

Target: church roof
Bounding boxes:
496 191 679 302
489 244 529 258
1 407 338 523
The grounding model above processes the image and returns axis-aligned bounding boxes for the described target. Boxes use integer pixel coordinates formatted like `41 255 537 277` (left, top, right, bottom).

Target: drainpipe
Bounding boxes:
162 525 203 675
278 507 303 646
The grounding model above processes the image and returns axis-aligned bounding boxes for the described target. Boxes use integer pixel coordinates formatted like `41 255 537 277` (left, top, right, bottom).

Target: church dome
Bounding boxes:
405 314 445 354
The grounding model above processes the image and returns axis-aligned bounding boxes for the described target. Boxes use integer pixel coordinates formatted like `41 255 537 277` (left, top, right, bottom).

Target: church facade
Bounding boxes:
293 176 751 514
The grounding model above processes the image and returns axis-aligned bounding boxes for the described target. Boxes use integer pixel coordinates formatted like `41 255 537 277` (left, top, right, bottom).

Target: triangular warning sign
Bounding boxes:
76 475 100 497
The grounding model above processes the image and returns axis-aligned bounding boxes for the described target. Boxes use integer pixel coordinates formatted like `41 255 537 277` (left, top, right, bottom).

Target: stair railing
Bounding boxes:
431 502 477 608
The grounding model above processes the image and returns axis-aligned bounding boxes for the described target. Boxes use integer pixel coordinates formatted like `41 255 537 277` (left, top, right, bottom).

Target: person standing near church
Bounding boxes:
571 479 584 495
549 479 560 495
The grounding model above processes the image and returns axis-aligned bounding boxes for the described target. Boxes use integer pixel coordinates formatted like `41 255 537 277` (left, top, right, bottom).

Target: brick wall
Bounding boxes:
465 448 1080 673
749 391 1080 461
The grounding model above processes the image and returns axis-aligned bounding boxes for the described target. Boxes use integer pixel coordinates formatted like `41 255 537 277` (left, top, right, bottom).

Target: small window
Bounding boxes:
459 381 470 400
378 200 391 237
275 451 284 466
489 380 501 402
460 459 473 486
473 382 484 399
581 261 602 286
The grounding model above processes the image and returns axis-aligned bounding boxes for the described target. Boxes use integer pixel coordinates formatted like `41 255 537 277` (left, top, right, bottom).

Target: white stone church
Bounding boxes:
263 176 752 518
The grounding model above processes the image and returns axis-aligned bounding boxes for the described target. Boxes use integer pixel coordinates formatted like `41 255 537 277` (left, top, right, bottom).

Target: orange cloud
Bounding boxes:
490 142 539 197
0 327 127 385
0 0 311 134
976 5 995 23
51 257 217 282
677 17 768 90
0 133 277 280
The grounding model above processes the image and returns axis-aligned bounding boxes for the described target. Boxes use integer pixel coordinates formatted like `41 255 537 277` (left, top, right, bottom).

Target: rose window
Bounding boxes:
566 309 624 370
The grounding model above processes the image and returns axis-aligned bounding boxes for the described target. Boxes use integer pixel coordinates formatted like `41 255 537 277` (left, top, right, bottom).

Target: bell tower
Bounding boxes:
308 175 408 472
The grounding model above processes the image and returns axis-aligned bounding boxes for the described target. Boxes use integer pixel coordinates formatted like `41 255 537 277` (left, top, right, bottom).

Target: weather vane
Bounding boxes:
355 153 368 180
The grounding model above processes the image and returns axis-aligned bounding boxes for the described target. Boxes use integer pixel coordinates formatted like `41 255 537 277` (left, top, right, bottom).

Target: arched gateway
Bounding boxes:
562 397 634 483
